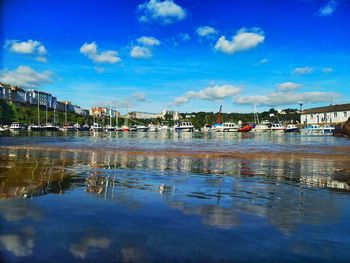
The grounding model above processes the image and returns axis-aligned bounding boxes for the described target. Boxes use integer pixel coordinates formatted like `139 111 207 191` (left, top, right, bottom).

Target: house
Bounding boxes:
301 103 350 124
126 111 161 119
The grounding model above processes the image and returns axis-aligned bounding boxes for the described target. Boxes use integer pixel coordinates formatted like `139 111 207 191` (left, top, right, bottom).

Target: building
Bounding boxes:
301 103 350 124
26 89 57 109
90 107 119 117
160 109 180 121
126 111 161 119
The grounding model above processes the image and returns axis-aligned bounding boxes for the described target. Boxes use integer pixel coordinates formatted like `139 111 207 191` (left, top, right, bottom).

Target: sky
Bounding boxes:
1 0 350 113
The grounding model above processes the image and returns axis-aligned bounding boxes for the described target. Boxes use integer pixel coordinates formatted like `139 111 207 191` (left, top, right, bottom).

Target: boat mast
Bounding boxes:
54 104 56 124
109 101 112 127
65 102 67 125
37 90 40 126
46 99 48 125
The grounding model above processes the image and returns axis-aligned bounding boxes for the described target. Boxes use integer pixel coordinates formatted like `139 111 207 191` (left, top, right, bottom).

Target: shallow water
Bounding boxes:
0 132 350 262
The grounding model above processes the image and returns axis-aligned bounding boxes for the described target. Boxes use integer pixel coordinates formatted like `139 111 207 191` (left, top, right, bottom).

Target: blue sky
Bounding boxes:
1 0 349 113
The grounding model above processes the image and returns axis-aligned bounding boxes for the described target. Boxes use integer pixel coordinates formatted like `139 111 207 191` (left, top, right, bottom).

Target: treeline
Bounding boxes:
180 108 300 129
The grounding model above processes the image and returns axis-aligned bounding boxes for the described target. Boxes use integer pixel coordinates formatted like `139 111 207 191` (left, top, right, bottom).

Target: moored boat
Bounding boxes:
42 123 59 131
301 125 335 135
9 122 26 131
285 124 300 133
175 122 194 132
238 125 252 132
148 123 158 132
90 123 103 132
29 125 44 132
270 123 286 131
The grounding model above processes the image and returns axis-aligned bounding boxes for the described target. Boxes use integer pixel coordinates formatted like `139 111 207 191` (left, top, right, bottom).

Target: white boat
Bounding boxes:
9 122 26 131
174 122 194 132
42 123 59 131
90 123 103 132
135 125 149 132
301 125 335 135
29 125 43 132
121 125 130 132
210 123 223 132
285 124 300 133
61 124 76 132
221 122 240 132
148 123 158 132
201 124 212 133
251 124 270 132
115 126 123 132
159 122 170 132
270 123 286 131
0 126 7 132
104 125 116 132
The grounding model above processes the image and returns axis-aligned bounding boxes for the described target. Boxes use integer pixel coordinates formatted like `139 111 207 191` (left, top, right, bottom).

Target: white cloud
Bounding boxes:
173 84 241 105
318 0 337 16
196 26 218 38
277 82 302 92
80 42 121 64
132 92 146 102
0 234 34 257
95 66 104 73
5 39 48 62
293 67 314 75
137 36 160 46
235 91 339 107
130 46 152 59
214 28 265 54
0 66 52 88
138 0 186 24
322 67 333 73
258 58 269 64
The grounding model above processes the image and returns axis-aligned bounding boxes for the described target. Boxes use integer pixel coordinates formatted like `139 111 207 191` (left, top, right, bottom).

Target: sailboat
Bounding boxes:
104 104 115 132
251 104 269 132
43 103 59 131
29 90 44 131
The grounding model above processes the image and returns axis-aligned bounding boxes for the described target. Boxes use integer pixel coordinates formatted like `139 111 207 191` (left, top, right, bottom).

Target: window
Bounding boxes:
334 112 337 118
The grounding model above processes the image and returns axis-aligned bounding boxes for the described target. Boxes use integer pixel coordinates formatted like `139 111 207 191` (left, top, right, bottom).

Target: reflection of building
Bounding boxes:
301 103 350 124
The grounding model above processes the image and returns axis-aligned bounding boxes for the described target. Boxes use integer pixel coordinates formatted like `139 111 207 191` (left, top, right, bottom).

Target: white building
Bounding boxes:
301 103 350 124
26 89 57 109
160 109 180 121
127 111 161 119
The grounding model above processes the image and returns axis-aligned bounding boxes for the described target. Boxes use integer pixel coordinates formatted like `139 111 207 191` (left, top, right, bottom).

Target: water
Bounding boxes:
0 131 350 262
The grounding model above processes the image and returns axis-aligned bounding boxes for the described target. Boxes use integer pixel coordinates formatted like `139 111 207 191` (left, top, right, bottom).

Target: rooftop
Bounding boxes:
302 103 350 114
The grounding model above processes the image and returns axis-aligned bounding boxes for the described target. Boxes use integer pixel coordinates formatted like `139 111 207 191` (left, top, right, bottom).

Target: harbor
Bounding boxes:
1 132 350 262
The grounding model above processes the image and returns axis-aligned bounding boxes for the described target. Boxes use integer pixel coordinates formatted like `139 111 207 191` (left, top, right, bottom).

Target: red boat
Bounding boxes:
238 125 252 132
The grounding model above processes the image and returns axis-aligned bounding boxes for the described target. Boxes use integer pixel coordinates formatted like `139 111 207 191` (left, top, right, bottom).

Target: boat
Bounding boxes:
221 122 240 132
121 125 130 132
115 126 123 132
174 122 194 132
61 124 76 132
201 124 212 133
79 124 90 131
285 124 300 133
148 123 158 132
210 123 223 132
42 123 59 131
104 125 116 132
301 125 335 135
270 123 286 131
251 124 270 132
0 126 7 132
90 123 103 132
9 122 26 131
159 122 170 132
135 125 149 132
28 125 43 132
238 125 252 132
